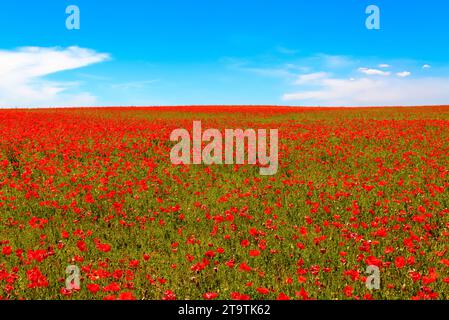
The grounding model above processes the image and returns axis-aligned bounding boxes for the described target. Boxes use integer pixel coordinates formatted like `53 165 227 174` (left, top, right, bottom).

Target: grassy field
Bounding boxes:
1 106 449 300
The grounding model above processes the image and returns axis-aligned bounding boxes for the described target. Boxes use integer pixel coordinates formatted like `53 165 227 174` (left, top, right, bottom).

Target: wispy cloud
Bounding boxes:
358 67 391 76
283 76 449 106
224 53 357 81
294 72 330 84
318 54 356 69
396 71 411 77
278 55 449 106
0 46 110 107
223 52 449 106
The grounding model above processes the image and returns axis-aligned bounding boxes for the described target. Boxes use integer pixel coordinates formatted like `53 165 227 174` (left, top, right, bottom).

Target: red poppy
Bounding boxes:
87 283 100 294
256 287 270 295
241 239 250 247
230 292 251 300
277 292 290 300
162 290 177 300
1 246 12 256
76 240 87 252
203 292 219 300
395 256 406 269
249 249 260 257
239 262 252 272
343 285 353 298
119 292 136 300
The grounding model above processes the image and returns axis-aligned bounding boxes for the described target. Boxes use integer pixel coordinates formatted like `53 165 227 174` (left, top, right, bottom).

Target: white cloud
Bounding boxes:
225 54 357 82
318 54 356 69
358 67 391 76
0 46 109 107
230 52 449 106
396 71 411 77
294 72 330 84
282 76 449 106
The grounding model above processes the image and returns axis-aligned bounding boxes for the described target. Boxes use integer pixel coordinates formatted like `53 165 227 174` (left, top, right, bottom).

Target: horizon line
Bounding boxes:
2 104 449 110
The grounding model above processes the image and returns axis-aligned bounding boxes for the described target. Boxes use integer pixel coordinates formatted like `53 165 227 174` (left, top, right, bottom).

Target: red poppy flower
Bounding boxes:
239 262 252 272
395 256 406 269
103 282 121 292
277 292 290 300
1 246 12 256
203 292 219 300
87 283 101 294
241 239 250 247
96 243 111 253
343 285 354 298
230 292 251 300
249 249 260 257
76 240 87 252
119 292 136 300
225 259 235 268
256 287 270 295
162 290 177 300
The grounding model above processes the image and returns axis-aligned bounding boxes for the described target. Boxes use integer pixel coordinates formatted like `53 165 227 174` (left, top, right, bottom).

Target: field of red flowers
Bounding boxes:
1 106 449 300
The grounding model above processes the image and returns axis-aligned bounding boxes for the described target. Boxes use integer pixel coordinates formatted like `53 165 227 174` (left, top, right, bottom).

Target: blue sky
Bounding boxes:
1 0 449 107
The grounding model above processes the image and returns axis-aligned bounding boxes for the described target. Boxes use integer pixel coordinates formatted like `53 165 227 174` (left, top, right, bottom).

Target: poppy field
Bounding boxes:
1 106 449 300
